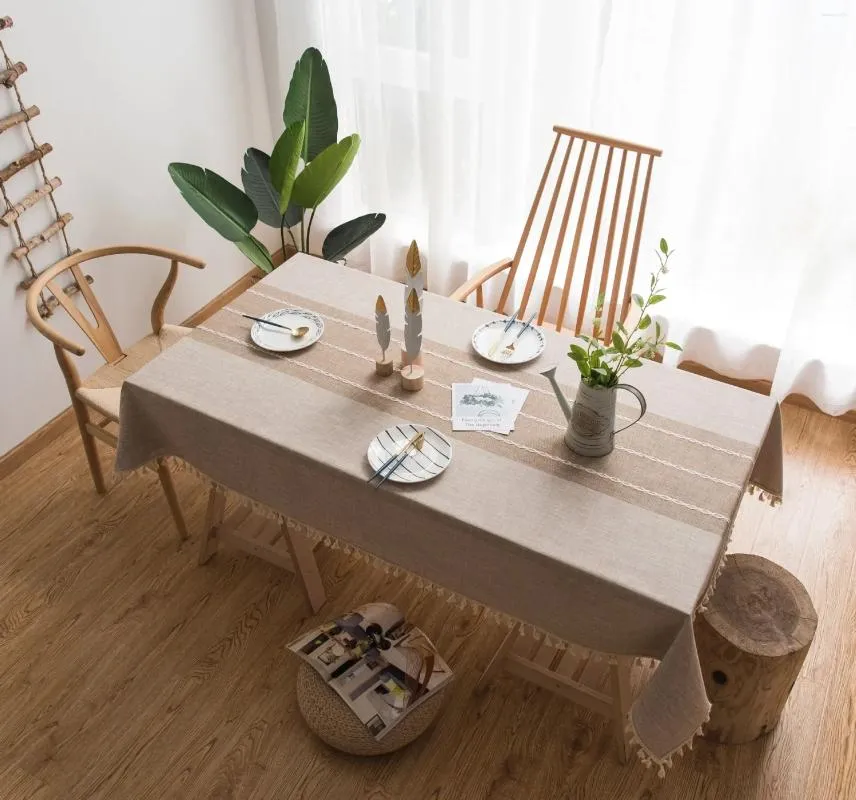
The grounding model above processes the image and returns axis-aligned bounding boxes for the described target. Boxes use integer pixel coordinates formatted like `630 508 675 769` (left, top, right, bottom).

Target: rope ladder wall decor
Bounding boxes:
0 15 89 318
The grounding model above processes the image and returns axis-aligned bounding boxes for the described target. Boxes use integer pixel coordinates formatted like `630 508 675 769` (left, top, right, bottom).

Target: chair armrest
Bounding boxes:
448 258 513 303
25 283 87 355
86 244 206 269
25 245 206 355
149 250 207 334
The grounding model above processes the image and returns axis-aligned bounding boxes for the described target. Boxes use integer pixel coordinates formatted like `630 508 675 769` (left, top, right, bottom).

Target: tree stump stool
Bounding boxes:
695 553 817 744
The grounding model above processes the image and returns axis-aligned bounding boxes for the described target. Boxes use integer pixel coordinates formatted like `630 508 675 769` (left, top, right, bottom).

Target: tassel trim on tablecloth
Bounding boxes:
629 474 784 770
664 475 784 767
697 513 734 614
119 450 781 775
626 711 710 779
747 482 782 507
124 458 779 651
128 456 652 668
697 477 783 612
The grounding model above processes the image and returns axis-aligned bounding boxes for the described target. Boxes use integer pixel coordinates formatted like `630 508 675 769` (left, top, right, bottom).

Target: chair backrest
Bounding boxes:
497 126 662 340
25 245 205 361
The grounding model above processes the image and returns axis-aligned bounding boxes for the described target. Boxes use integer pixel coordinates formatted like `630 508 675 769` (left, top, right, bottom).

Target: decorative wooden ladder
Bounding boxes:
0 15 87 318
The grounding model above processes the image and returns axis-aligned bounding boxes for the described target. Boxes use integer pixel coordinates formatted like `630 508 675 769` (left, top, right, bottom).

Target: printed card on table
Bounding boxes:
451 379 528 434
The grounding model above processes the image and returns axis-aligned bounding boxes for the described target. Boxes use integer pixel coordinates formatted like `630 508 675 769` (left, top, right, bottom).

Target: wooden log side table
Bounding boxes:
695 553 817 744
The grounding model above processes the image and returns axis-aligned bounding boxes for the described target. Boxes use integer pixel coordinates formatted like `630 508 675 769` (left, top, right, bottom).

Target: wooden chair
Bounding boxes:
450 125 662 342
25 245 206 540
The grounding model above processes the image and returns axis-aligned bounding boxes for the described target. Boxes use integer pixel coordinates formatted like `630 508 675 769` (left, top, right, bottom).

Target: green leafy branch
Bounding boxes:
568 238 683 388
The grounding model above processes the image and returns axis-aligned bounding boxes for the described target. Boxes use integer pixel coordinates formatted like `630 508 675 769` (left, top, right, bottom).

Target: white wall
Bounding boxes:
0 0 273 455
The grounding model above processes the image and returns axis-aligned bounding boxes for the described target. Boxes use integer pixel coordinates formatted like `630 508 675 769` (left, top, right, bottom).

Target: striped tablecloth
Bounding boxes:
116 255 782 772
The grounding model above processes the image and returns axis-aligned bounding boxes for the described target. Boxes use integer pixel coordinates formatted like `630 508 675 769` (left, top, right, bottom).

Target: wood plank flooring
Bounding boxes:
0 406 854 799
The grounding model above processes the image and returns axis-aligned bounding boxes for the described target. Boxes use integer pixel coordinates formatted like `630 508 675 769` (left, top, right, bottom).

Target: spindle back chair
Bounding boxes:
450 126 662 342
25 245 206 540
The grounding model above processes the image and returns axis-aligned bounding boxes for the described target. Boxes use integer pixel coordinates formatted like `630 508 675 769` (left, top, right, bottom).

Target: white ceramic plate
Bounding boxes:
367 424 452 484
471 319 545 365
249 308 324 353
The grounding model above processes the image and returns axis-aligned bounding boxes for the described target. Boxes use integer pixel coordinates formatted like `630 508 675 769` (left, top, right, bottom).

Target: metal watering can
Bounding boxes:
541 367 647 457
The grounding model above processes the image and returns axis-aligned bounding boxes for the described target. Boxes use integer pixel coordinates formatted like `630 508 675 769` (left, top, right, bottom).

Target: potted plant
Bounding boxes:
542 238 682 456
168 48 385 273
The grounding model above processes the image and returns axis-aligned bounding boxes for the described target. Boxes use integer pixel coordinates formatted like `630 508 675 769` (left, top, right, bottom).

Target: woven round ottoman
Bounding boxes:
296 662 447 755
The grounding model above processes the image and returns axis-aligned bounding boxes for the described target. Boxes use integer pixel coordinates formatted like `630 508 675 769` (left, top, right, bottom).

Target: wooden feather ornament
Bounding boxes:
400 239 425 370
375 295 391 358
404 239 424 304
374 294 393 376
401 287 424 391
404 288 422 364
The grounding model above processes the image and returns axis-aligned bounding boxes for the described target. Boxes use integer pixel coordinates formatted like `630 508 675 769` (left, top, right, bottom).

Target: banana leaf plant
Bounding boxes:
168 47 385 273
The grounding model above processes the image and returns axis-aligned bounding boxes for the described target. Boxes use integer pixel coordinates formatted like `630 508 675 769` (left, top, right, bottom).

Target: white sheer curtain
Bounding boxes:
262 0 856 414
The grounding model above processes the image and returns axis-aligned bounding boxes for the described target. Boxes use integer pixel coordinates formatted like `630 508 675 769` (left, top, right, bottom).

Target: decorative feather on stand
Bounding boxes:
401 287 424 391
401 239 424 372
374 294 393 376
375 295 390 359
404 239 424 308
404 288 422 369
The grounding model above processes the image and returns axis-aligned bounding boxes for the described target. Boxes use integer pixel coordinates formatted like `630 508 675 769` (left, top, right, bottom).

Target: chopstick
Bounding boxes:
368 431 424 483
374 441 421 488
369 431 425 488
241 313 292 330
488 306 521 356
367 431 421 481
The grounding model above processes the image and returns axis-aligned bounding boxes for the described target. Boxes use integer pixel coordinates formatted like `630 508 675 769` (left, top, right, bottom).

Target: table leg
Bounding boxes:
198 486 225 565
609 656 633 764
476 624 520 694
284 519 326 614
156 458 189 542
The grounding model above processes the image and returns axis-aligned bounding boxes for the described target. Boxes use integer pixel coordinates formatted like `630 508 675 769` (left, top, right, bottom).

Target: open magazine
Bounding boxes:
289 602 453 741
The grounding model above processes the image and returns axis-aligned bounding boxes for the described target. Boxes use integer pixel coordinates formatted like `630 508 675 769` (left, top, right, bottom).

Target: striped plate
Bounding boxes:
367 424 452 484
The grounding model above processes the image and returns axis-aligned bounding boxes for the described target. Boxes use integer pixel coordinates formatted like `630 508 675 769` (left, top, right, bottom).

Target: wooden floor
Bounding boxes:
1 406 854 800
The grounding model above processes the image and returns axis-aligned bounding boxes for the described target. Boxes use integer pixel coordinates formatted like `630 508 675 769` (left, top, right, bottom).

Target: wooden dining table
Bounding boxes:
116 253 782 774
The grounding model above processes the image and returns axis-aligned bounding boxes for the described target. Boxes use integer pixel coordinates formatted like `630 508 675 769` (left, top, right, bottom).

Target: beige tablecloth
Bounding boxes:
116 255 782 773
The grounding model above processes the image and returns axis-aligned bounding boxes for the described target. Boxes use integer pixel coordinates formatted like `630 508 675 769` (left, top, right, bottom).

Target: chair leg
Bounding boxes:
199 486 226 564
476 624 520 694
72 401 107 494
609 656 633 764
155 458 188 542
283 519 326 614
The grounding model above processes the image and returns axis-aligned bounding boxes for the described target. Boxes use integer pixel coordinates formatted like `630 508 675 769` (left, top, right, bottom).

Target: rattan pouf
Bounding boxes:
296 662 447 755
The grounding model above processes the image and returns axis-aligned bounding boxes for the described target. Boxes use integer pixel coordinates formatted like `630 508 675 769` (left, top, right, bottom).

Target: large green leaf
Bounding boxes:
241 148 282 228
236 234 275 273
284 202 303 228
169 162 256 242
292 135 360 209
283 47 338 162
240 148 304 230
270 120 306 214
322 213 386 261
